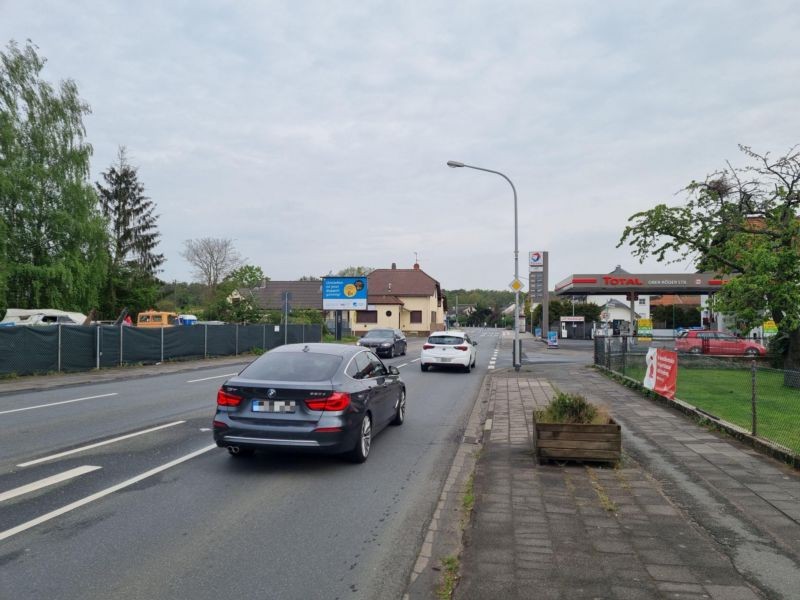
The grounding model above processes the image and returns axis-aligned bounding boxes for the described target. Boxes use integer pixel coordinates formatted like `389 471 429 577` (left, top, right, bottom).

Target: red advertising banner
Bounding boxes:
643 348 678 399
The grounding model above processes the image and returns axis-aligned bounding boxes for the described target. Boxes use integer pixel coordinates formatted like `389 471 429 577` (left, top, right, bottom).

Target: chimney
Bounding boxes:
413 262 420 270
391 263 396 269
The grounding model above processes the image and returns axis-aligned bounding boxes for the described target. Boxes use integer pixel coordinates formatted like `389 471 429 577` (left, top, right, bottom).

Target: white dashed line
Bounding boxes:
0 393 118 416
186 373 237 383
0 465 101 503
1 445 216 542
17 421 186 467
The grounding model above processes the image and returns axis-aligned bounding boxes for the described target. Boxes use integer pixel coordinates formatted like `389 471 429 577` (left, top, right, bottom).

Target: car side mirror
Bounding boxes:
389 366 400 376
472 341 478 346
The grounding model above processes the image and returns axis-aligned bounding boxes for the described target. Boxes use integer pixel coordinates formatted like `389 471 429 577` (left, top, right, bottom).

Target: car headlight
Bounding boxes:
381 342 391 347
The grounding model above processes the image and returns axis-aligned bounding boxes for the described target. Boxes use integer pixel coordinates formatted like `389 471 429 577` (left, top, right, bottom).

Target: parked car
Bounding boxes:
675 330 766 356
420 330 478 373
356 328 407 358
213 343 406 463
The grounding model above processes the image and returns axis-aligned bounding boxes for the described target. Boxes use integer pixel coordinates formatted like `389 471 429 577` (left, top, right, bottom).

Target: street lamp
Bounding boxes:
447 160 521 371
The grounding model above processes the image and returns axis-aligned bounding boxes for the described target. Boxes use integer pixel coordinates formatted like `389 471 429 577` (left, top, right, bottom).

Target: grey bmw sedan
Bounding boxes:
213 343 406 463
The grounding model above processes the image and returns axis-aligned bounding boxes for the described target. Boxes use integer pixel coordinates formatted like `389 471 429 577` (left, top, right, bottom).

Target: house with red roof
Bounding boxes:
352 262 446 336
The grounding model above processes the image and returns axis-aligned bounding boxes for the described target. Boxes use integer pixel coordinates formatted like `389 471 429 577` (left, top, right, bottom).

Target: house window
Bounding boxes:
638 298 646 305
356 311 377 324
410 311 422 323
431 311 437 324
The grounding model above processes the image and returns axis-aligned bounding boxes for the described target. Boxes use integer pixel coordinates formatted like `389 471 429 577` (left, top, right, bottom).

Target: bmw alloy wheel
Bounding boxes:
392 390 406 426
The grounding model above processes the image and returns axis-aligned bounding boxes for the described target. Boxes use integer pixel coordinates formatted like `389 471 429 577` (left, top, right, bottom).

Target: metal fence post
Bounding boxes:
235 324 239 356
161 326 164 363
120 324 123 366
751 359 757 436
204 325 208 359
263 324 266 350
621 335 627 376
96 325 100 370
605 337 611 370
58 324 62 373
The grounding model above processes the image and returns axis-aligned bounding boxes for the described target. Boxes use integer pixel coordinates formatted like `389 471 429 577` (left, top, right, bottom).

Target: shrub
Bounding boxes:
536 389 608 424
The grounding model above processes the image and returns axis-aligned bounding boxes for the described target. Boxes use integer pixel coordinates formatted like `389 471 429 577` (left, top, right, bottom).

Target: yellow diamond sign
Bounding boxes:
509 278 524 292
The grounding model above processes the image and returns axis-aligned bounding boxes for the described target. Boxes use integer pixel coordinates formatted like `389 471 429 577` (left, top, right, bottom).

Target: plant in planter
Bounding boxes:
532 390 621 465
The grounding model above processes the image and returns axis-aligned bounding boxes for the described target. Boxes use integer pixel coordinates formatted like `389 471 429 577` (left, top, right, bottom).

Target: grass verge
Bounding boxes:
436 555 460 600
621 364 800 453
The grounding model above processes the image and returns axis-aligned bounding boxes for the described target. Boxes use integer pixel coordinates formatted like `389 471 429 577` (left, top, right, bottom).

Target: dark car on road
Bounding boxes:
356 328 407 358
213 343 406 463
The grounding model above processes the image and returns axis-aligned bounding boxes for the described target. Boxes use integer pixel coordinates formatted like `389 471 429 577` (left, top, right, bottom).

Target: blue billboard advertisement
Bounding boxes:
322 277 368 310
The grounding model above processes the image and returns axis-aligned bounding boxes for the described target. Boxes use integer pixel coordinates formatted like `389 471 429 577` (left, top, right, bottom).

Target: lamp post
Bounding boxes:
447 160 521 371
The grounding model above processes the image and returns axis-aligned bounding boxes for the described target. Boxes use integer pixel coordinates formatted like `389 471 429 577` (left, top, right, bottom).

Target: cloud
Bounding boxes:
2 1 799 290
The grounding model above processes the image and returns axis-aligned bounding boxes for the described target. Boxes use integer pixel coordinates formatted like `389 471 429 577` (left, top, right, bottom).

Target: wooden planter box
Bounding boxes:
532 415 621 465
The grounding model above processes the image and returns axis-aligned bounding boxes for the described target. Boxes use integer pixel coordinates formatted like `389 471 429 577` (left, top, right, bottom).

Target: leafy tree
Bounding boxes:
298 275 321 281
650 305 702 329
227 265 266 289
204 264 266 323
619 145 800 370
531 300 601 327
0 41 108 314
181 237 243 298
95 146 164 317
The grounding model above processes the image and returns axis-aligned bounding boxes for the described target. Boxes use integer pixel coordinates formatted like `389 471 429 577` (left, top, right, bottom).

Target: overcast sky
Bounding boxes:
3 1 799 290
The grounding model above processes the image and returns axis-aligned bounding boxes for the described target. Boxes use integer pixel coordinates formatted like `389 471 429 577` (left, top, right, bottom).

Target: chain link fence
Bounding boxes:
595 335 800 457
0 324 322 377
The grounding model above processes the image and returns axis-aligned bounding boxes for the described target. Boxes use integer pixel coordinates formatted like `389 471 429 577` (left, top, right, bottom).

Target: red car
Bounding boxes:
675 330 766 356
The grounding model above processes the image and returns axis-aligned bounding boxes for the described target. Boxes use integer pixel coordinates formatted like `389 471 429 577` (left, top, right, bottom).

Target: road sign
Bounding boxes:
509 278 524 292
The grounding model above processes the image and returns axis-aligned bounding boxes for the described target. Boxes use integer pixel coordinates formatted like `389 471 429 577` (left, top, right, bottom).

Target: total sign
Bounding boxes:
529 251 544 268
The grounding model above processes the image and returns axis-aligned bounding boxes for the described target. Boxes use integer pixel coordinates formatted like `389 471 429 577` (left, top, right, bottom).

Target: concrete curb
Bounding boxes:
403 372 492 599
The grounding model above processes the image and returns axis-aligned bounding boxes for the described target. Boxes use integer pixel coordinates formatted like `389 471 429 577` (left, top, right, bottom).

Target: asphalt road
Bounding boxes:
0 328 504 600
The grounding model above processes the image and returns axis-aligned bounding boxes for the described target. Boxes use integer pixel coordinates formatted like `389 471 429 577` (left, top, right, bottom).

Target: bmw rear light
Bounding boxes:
217 389 242 407
212 420 228 429
454 345 469 351
423 344 434 350
305 391 351 411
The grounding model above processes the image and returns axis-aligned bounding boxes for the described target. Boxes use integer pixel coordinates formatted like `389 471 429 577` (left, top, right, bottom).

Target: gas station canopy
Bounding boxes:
554 272 730 295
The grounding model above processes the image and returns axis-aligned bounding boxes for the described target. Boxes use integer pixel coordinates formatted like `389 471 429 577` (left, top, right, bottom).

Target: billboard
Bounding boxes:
322 277 368 310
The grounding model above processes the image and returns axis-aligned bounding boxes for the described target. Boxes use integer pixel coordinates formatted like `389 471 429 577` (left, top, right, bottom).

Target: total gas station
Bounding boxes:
553 269 730 337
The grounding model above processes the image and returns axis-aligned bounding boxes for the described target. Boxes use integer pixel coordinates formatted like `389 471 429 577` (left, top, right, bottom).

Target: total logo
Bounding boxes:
529 251 544 267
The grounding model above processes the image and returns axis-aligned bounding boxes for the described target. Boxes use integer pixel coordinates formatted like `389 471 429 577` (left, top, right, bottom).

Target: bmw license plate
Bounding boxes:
252 400 296 414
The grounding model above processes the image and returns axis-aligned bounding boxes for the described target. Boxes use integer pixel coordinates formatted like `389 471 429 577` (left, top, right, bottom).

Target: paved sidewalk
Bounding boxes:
456 342 800 599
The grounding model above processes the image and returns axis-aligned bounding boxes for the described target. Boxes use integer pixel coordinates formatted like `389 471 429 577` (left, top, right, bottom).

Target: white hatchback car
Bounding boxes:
420 331 478 373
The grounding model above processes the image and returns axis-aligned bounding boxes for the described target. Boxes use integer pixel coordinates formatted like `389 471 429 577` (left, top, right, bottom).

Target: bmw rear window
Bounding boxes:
239 352 342 381
427 336 464 345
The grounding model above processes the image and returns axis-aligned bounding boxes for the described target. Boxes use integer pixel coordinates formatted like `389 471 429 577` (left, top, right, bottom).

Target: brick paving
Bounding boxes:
456 340 800 599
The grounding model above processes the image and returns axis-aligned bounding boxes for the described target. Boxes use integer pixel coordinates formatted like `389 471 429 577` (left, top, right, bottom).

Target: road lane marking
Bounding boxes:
0 444 216 542
0 466 101 503
17 421 186 468
186 373 238 383
0 393 119 416
409 358 421 363
396 363 408 368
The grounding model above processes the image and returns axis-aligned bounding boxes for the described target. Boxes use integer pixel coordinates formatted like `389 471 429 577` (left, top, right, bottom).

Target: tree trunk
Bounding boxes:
784 328 800 388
